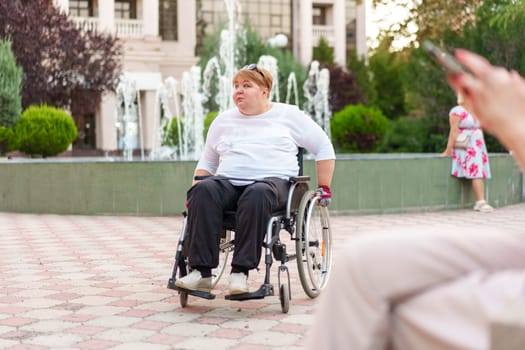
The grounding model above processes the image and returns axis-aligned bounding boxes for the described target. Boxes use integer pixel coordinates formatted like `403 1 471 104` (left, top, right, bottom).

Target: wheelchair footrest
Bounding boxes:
172 285 216 300
167 278 177 290
225 284 274 301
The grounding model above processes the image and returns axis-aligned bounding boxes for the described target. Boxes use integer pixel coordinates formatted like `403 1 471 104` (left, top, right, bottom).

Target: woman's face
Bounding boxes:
232 76 269 116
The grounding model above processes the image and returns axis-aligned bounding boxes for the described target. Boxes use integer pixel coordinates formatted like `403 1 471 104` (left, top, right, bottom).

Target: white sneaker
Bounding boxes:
229 272 249 295
473 200 494 213
174 270 212 292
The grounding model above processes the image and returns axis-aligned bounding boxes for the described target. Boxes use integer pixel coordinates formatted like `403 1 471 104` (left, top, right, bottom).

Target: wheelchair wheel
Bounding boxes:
279 283 290 314
211 229 232 287
295 190 332 298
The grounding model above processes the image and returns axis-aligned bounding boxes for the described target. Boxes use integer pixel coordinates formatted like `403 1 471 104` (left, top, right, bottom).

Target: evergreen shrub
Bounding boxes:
331 104 388 152
0 39 23 128
13 105 77 157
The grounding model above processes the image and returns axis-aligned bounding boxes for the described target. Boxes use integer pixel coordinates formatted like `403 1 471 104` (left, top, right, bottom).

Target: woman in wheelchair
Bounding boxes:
174 64 335 296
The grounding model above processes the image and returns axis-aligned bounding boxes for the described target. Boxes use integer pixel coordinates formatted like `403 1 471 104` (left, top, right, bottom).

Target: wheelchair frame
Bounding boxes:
167 153 333 313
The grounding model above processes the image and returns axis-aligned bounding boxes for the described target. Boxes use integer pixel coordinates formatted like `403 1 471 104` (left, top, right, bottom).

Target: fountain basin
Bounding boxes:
0 153 521 215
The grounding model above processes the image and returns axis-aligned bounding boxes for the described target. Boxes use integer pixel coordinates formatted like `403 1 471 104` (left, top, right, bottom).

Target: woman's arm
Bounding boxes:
441 113 461 156
315 159 335 187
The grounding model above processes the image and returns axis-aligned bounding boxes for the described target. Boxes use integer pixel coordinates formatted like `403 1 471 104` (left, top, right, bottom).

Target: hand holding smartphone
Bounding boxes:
423 40 471 76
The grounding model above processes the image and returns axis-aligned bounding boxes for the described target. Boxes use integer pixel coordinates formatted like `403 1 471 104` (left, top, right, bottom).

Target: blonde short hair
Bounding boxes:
233 64 273 91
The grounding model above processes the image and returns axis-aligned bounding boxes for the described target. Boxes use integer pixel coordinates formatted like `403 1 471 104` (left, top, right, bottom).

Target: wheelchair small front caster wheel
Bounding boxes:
279 283 290 313
179 291 188 308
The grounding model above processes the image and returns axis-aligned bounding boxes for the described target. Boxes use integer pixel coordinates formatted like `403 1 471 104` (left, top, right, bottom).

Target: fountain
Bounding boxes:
303 61 332 139
149 0 331 160
116 76 144 160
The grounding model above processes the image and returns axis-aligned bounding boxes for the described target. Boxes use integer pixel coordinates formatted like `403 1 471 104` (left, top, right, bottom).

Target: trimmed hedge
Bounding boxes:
331 104 388 152
13 105 77 157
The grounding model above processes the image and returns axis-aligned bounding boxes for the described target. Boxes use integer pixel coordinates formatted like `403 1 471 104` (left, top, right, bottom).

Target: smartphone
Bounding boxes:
423 40 470 76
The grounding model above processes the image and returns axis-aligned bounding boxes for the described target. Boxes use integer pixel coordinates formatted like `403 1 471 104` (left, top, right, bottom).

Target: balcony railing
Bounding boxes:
116 19 143 38
312 25 335 46
71 16 144 38
72 16 99 32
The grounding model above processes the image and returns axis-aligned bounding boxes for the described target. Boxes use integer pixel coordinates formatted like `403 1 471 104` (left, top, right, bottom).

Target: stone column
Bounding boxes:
140 90 159 152
143 0 159 37
299 0 313 66
355 0 368 59
99 0 115 33
333 0 346 66
177 0 196 52
98 92 118 152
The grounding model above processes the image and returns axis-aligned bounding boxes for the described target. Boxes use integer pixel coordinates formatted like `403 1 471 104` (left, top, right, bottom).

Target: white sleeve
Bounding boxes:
293 111 336 160
196 119 220 174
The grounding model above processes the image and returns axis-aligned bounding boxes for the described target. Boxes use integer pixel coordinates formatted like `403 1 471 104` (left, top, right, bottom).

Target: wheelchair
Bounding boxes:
167 150 333 313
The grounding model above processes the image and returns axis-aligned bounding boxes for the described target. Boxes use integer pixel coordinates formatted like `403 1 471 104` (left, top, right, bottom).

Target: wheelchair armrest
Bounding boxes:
290 176 310 184
194 175 212 181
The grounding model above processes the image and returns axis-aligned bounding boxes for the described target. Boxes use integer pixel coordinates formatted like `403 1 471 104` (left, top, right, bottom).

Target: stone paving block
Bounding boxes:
70 296 117 306
221 319 278 331
0 338 18 348
21 309 72 321
84 315 141 328
76 306 128 316
162 322 219 337
242 330 301 347
108 342 171 350
20 319 77 333
173 336 237 350
96 327 155 342
26 333 85 348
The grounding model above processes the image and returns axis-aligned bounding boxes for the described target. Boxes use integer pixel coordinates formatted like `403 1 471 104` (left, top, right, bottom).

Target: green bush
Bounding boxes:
13 105 78 157
0 39 23 128
330 104 388 153
377 117 427 153
0 126 15 155
313 36 335 67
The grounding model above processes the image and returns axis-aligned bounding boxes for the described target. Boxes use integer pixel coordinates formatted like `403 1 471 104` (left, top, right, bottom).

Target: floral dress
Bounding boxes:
450 105 491 179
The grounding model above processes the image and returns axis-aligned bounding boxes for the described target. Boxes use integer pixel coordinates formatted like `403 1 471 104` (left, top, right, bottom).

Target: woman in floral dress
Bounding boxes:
441 93 493 212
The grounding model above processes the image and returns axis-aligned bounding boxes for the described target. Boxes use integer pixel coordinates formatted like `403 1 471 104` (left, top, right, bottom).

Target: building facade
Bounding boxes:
52 0 367 155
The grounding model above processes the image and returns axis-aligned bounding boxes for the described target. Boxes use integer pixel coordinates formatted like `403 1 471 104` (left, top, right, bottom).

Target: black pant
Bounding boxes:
186 176 290 272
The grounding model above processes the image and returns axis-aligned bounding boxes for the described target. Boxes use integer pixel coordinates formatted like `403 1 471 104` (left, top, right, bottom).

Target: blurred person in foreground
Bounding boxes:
306 49 525 350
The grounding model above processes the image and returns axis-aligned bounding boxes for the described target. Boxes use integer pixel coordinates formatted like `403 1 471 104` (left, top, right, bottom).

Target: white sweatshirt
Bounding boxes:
196 102 335 181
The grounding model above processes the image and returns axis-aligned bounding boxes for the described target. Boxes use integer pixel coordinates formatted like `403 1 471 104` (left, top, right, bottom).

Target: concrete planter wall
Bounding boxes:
0 153 521 216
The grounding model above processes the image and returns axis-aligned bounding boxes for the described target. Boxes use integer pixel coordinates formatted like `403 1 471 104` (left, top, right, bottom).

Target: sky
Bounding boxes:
366 1 418 50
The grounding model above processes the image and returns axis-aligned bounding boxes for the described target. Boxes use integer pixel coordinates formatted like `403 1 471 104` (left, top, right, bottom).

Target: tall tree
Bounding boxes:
0 0 122 115
372 0 483 50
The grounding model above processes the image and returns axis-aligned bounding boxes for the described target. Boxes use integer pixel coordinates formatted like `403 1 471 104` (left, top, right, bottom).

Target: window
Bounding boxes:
197 0 292 51
313 6 327 25
115 0 136 19
69 0 93 17
159 0 178 41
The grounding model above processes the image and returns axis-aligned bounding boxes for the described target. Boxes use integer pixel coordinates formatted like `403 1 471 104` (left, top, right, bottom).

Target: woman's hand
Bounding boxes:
441 149 452 157
448 50 525 143
447 49 525 171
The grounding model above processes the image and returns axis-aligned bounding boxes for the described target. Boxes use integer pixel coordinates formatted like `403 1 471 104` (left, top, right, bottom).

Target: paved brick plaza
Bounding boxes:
1 203 524 349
